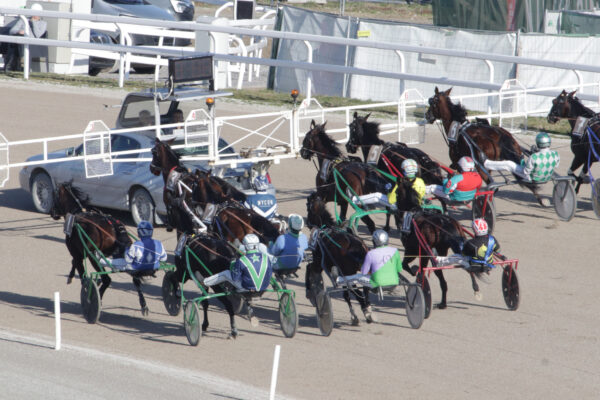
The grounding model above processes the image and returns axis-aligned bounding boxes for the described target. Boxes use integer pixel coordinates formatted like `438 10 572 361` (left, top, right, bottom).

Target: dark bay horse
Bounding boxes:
547 89 600 193
425 87 546 204
393 178 483 314
50 183 155 316
171 233 241 338
305 192 373 325
301 120 391 233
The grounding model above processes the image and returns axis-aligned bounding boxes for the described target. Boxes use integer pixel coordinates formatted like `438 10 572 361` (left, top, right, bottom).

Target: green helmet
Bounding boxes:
536 132 551 149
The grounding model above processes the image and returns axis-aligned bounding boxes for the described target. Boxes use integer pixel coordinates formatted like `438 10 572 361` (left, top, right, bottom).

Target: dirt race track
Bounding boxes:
0 80 599 399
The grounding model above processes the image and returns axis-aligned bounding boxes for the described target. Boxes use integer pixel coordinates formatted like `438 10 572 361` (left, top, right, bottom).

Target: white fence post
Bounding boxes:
269 345 281 400
54 291 61 351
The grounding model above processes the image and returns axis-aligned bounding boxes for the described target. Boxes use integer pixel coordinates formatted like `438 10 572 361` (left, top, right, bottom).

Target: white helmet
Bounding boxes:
242 233 260 251
372 229 389 247
472 218 488 236
401 159 418 178
458 156 475 172
288 214 304 232
30 3 43 11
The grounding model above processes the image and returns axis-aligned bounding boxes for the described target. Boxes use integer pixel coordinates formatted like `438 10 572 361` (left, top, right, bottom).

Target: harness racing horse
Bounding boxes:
169 233 242 338
149 138 200 235
50 183 156 316
393 178 484 315
305 192 373 325
346 111 446 228
301 120 390 233
425 87 547 205
547 90 600 193
190 170 281 246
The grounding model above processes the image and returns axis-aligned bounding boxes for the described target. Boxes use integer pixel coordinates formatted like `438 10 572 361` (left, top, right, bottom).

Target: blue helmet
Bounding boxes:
253 175 269 192
137 220 153 238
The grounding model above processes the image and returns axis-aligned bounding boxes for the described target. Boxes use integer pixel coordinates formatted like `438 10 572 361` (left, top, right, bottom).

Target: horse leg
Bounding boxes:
68 257 82 284
358 287 375 323
133 276 149 316
384 213 391 232
402 255 417 277
568 156 586 193
469 272 482 301
90 258 111 299
247 302 259 327
339 199 348 222
360 214 376 234
201 299 209 333
217 296 238 339
433 269 448 310
343 290 360 326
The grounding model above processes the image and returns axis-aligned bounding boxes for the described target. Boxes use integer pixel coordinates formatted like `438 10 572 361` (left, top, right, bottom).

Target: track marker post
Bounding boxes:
269 344 281 400
54 291 61 351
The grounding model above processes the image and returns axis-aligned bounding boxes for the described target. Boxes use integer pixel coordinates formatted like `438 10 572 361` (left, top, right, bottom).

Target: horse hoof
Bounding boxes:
141 306 149 316
351 316 360 326
202 324 209 333
67 277 73 285
437 303 447 310
229 330 238 340
538 197 551 207
474 291 483 301
250 316 259 328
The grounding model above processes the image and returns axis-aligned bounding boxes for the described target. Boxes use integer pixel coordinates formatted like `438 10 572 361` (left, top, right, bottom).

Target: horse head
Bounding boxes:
393 177 421 214
301 120 340 160
425 87 467 126
346 112 381 156
546 89 594 124
150 138 179 177
306 191 334 228
192 169 223 205
50 182 88 220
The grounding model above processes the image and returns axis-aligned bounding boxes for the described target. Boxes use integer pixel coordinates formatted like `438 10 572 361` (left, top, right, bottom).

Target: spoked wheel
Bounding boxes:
80 277 101 324
162 271 181 316
183 301 201 346
472 196 496 234
405 285 425 329
416 273 432 319
502 266 520 311
591 180 600 219
552 180 577 221
315 290 333 336
279 292 298 338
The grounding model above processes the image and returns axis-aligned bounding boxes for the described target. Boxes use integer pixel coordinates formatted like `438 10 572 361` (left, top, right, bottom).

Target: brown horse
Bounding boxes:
425 87 546 204
50 183 154 316
305 192 373 325
301 120 390 233
393 178 484 317
547 90 600 193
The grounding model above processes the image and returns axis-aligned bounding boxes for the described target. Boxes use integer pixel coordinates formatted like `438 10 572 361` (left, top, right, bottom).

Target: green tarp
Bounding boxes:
433 0 600 33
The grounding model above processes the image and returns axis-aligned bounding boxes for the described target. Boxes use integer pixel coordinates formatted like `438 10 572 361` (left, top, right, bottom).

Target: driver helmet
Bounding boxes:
252 175 269 192
372 229 389 247
30 3 43 11
288 213 304 233
458 156 475 172
242 233 260 252
137 220 153 239
472 218 488 236
536 132 551 149
401 159 418 179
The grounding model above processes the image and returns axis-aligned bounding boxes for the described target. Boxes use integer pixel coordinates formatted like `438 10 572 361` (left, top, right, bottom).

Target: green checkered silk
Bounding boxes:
530 149 560 182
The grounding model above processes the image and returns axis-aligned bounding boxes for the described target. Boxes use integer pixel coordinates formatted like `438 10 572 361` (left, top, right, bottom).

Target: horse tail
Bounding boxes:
495 127 522 163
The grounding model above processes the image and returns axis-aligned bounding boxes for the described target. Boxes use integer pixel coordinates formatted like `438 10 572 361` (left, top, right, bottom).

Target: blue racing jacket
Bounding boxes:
124 238 167 271
230 250 273 291
269 232 308 271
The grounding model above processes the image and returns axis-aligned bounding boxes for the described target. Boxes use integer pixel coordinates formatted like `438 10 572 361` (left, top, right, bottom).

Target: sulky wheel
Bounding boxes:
279 292 298 338
502 266 520 311
80 277 101 324
183 301 201 346
405 285 426 329
472 196 496 234
552 180 577 221
162 271 181 316
592 180 600 219
315 290 333 336
416 273 432 319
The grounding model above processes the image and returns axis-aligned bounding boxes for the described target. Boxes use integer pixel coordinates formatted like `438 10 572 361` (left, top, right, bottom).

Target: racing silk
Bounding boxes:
463 235 499 265
360 246 403 288
124 238 167 271
269 231 308 271
388 177 426 206
444 172 482 201
523 148 560 183
230 250 273 291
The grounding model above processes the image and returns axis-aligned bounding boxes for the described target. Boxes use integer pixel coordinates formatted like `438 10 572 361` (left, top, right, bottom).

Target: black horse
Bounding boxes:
305 192 373 325
425 86 547 205
301 120 390 233
393 178 484 313
169 233 242 338
547 89 600 193
50 183 155 316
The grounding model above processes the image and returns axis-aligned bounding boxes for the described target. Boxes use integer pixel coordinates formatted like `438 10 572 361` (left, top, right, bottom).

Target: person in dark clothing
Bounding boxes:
1 3 47 72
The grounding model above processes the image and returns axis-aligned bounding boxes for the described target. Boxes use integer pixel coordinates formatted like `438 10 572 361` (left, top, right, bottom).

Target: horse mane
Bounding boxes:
61 181 90 208
211 175 247 202
361 119 383 145
306 192 335 227
315 125 342 158
447 98 468 122
570 96 597 118
394 177 421 212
